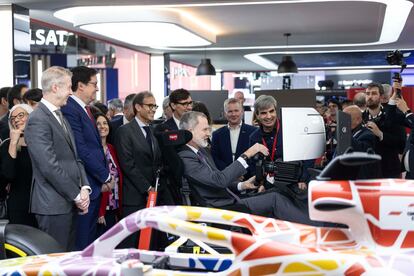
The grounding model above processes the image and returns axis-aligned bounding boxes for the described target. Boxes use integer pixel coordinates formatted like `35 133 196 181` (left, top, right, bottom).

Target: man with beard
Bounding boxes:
178 111 320 225
363 82 406 178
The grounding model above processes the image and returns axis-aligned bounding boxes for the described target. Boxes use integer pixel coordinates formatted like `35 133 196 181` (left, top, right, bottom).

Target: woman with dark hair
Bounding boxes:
94 113 123 236
0 104 37 227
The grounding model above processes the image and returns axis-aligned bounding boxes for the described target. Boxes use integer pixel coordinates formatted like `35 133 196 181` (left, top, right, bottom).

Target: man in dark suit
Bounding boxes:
115 91 164 247
107 98 123 120
25 66 90 251
386 82 414 179
61 66 112 250
211 98 257 171
161 88 193 131
178 111 319 225
108 94 136 144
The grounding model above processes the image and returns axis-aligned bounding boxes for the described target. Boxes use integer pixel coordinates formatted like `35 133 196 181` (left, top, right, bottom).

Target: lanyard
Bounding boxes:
261 119 280 161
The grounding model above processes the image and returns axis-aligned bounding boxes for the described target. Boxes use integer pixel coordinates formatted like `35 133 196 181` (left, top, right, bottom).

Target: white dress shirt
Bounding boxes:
228 122 242 161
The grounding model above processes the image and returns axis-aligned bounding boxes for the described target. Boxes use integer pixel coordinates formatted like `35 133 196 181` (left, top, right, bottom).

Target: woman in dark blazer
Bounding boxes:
0 104 37 227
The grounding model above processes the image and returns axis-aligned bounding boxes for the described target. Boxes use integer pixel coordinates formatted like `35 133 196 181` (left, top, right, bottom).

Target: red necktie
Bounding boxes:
85 105 95 123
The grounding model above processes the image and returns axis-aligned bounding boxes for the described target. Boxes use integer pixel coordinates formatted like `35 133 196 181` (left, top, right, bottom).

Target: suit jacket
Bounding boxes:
161 117 179 131
108 115 124 144
25 102 89 215
61 97 109 200
351 125 382 179
115 119 162 206
211 123 257 170
363 107 406 178
178 146 245 207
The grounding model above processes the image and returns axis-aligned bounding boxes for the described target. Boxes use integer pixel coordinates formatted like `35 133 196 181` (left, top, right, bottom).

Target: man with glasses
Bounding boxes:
115 91 166 248
61 66 113 250
162 88 193 130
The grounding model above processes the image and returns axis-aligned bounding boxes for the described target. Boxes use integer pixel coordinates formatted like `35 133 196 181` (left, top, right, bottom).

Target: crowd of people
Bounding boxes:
0 65 412 251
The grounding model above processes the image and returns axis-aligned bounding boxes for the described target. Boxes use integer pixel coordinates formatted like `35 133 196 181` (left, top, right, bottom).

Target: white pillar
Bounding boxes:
150 54 165 118
0 5 14 87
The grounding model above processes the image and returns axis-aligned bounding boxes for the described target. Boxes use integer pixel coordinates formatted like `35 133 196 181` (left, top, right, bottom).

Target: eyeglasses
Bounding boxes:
176 101 193 107
142 104 159 110
87 81 98 88
10 112 26 124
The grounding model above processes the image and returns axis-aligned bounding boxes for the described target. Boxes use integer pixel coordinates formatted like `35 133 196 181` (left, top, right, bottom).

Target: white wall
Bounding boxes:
0 5 14 87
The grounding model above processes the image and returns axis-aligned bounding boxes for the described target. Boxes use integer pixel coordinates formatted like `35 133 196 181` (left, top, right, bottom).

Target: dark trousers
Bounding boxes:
241 191 321 226
36 211 77 251
96 209 118 238
75 196 100 250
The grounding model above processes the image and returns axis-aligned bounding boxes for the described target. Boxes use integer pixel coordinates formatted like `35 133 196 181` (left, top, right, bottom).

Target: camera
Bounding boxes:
386 50 408 98
253 153 302 186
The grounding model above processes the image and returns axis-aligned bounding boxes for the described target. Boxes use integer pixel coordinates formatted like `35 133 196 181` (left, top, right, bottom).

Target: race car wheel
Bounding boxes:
5 224 63 258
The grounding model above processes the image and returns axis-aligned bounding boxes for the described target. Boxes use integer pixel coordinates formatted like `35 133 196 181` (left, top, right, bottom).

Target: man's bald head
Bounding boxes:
343 105 362 130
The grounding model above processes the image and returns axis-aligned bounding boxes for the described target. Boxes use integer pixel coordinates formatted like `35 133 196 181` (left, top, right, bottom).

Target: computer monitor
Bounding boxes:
335 110 352 156
281 107 326 162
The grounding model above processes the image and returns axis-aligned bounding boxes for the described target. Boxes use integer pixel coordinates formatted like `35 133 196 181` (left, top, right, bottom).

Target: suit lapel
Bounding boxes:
235 124 247 157
69 97 101 143
38 103 76 155
222 127 233 161
130 119 152 156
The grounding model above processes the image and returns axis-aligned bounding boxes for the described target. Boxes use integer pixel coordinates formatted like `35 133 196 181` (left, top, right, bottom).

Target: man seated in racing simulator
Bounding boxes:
177 111 322 226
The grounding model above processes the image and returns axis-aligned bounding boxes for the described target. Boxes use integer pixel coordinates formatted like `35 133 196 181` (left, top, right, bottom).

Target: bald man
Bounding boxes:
234 91 251 112
353 92 366 112
343 105 381 178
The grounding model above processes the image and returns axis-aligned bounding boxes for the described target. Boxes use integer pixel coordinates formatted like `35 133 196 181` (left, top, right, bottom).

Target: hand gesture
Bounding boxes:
98 216 106 226
244 143 269 158
76 188 90 214
391 81 403 100
258 185 266 193
9 128 23 145
298 182 307 190
366 121 382 138
395 97 409 114
241 176 258 190
101 176 115 192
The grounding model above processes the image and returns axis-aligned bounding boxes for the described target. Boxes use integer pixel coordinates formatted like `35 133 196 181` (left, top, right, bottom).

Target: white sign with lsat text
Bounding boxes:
30 29 73 46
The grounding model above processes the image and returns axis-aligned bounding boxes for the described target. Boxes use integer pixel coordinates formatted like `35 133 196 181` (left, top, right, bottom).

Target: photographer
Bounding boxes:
384 81 414 178
178 111 320 226
362 83 406 178
248 95 310 190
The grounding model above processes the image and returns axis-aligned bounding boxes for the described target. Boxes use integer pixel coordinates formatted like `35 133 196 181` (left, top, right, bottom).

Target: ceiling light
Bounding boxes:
81 22 211 47
149 0 412 51
277 33 298 74
196 58 216 76
54 7 216 47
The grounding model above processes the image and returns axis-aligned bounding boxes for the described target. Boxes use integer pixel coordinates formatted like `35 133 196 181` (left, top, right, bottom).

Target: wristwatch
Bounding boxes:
240 153 249 161
405 109 412 115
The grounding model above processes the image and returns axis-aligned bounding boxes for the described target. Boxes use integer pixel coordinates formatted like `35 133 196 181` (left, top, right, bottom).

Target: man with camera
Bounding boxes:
178 111 319 225
248 95 309 191
382 81 414 179
362 82 406 178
